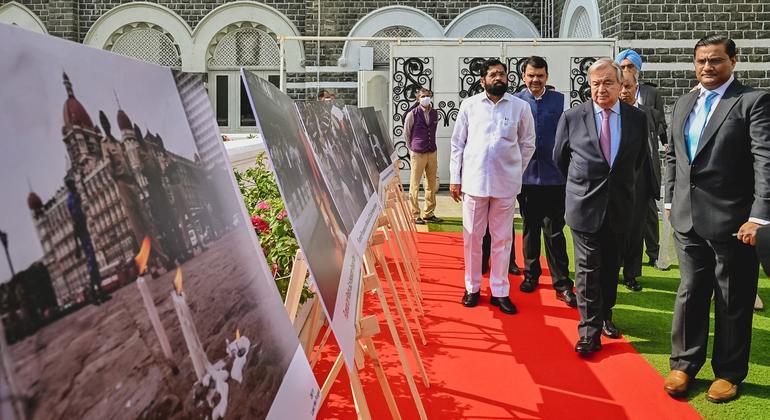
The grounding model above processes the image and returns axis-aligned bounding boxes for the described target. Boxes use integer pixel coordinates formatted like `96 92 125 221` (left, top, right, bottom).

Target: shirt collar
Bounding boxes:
593 100 621 115
483 92 512 104
700 74 734 98
528 88 546 100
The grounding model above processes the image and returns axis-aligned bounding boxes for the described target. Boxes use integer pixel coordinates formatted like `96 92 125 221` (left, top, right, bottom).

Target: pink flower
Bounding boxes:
256 201 271 211
277 210 288 221
251 215 270 234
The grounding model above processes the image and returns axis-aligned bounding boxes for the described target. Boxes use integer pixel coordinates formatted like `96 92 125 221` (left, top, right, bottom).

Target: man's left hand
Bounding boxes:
737 221 761 246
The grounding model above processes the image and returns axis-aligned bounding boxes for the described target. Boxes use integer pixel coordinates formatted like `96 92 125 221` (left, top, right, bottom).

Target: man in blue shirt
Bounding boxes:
514 56 576 308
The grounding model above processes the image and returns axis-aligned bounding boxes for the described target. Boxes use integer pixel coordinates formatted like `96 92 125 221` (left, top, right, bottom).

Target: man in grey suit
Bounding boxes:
616 49 667 268
663 34 770 403
554 58 648 354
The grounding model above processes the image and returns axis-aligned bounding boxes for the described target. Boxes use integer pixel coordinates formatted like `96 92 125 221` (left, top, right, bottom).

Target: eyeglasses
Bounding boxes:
694 57 729 67
619 64 636 71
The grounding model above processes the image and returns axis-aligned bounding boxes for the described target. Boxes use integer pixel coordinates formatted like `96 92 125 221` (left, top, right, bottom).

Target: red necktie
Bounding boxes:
600 109 612 164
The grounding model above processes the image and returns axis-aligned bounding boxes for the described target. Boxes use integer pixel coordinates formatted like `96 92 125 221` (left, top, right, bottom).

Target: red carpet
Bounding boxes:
313 232 701 419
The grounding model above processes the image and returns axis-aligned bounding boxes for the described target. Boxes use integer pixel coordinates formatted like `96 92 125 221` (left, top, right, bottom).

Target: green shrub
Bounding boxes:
234 152 313 304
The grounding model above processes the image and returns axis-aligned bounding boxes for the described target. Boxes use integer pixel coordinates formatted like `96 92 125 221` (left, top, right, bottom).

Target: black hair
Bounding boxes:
480 58 507 78
523 56 549 75
694 34 737 58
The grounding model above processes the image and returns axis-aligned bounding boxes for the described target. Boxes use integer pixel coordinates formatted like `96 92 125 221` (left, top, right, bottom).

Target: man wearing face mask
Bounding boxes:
450 58 536 315
404 88 442 224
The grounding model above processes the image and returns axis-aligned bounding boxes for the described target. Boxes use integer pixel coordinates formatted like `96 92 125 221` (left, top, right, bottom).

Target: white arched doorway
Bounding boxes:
193 1 302 133
0 2 47 34
559 0 602 38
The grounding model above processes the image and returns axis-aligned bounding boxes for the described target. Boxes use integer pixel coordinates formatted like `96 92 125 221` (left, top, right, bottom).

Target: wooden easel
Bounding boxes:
283 234 429 419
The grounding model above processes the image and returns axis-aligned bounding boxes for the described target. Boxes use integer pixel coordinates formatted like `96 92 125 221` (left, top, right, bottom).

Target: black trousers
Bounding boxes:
670 228 759 384
571 220 623 339
622 181 653 280
518 185 572 291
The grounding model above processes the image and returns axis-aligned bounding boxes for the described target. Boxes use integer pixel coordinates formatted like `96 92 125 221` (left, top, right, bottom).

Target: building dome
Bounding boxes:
62 73 94 131
27 191 43 211
117 109 133 131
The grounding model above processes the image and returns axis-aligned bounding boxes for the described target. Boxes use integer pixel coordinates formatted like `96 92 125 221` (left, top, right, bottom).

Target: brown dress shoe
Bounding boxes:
663 370 690 397
707 378 738 403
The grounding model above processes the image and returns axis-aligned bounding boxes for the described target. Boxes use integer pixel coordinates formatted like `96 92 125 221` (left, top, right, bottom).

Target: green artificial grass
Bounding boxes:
427 217 770 419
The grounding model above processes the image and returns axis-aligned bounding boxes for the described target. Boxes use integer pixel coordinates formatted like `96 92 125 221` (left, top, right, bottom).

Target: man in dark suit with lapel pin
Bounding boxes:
554 58 648 355
662 34 770 403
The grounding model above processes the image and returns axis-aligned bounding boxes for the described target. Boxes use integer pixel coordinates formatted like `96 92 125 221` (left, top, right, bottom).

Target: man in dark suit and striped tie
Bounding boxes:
663 34 770 404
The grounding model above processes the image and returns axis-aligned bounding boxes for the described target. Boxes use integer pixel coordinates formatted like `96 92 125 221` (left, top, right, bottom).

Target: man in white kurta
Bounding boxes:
450 58 536 314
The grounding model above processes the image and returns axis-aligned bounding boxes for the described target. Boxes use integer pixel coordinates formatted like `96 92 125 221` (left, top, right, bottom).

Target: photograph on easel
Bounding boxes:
0 25 318 420
241 70 362 372
359 107 395 180
342 105 381 196
294 101 370 235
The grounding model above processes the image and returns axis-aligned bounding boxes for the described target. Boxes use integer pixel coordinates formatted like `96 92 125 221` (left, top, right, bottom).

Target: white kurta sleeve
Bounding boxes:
450 102 469 185
517 104 537 174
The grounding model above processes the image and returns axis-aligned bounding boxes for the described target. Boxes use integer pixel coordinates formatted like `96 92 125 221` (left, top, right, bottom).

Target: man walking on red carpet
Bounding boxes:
554 58 648 354
663 34 770 403
450 58 536 315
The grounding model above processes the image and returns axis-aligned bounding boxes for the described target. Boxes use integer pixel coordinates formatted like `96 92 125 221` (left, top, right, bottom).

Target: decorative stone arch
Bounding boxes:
444 5 540 38
193 1 303 73
560 0 602 38
83 2 193 69
339 6 443 69
0 2 47 34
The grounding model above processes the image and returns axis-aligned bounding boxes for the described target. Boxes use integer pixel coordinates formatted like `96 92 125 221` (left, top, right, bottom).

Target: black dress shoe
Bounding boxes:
490 296 517 314
647 257 657 267
602 319 622 339
481 259 490 275
623 277 643 292
556 289 578 307
462 291 480 307
508 262 522 276
519 277 538 293
575 336 601 354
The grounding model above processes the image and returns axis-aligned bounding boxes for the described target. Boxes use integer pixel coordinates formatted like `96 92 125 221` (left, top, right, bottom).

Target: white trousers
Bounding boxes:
463 194 516 297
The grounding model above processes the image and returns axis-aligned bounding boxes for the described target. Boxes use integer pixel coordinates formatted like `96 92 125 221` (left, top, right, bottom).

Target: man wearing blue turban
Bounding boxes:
615 49 667 271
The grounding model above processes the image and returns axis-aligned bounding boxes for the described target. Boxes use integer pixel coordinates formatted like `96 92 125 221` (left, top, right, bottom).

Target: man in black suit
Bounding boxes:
554 58 648 355
616 49 667 267
618 72 665 292
663 34 770 403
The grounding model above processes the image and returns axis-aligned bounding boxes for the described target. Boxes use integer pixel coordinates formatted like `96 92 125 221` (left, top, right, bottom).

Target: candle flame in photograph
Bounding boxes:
134 236 152 275
174 267 183 295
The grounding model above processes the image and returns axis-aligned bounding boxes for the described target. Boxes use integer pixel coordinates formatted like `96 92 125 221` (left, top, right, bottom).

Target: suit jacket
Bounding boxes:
639 104 664 198
554 100 649 234
640 83 668 145
665 78 770 240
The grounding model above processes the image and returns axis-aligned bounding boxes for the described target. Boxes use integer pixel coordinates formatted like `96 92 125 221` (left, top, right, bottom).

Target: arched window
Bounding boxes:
466 24 517 39
105 23 182 67
206 23 281 131
568 8 593 38
208 25 280 68
366 26 421 66
0 1 47 34
444 5 539 39
560 0 602 38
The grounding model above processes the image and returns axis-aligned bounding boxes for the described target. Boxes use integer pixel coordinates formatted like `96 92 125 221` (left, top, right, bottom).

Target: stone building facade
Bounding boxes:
1 0 768 130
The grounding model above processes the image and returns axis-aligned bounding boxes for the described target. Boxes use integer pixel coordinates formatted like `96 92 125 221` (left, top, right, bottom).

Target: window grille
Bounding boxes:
209 27 280 68
466 24 516 39
109 27 182 67
367 26 420 65
568 8 593 39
